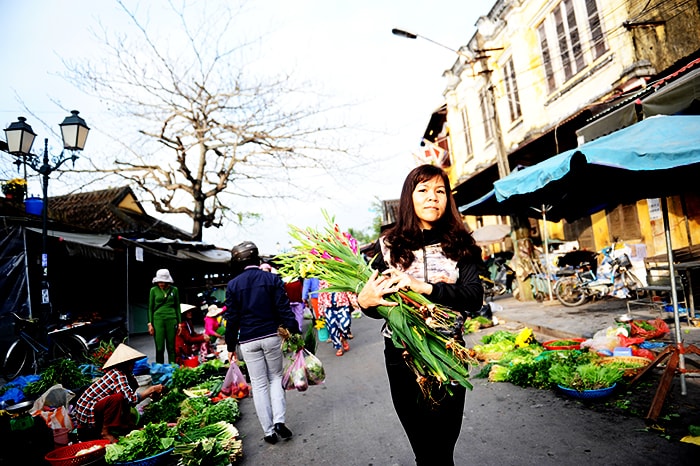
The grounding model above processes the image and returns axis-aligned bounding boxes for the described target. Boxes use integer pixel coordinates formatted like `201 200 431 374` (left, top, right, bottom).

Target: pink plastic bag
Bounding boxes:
222 362 250 398
282 349 308 392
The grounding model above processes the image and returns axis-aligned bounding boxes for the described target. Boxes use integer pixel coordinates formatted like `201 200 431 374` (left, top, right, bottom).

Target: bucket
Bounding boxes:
183 356 199 368
53 427 70 446
24 197 43 216
317 327 329 342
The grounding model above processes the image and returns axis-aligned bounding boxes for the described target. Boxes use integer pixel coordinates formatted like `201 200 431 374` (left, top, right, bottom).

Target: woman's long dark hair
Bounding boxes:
384 164 479 269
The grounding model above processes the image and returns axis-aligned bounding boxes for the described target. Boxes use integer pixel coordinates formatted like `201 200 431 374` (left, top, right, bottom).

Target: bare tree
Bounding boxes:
63 1 358 240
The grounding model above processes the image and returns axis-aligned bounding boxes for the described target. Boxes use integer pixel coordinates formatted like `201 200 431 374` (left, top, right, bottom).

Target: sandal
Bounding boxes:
341 338 350 352
336 349 344 357
347 332 354 340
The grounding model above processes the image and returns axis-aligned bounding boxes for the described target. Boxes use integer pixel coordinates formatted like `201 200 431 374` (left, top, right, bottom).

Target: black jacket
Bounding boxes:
224 266 300 350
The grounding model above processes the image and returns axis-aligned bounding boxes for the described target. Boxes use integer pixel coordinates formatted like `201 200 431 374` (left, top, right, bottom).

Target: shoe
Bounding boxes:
341 338 350 352
264 433 279 444
336 348 344 357
347 332 354 339
274 423 293 440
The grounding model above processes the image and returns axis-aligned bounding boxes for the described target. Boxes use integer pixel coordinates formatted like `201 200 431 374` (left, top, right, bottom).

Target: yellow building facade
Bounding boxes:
433 0 700 267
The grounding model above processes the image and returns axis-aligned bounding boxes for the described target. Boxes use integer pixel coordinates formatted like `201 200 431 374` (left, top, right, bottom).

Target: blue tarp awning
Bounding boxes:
463 115 700 222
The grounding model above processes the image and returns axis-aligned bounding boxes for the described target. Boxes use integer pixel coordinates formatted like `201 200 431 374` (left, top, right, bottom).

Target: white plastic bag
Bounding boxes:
31 384 74 430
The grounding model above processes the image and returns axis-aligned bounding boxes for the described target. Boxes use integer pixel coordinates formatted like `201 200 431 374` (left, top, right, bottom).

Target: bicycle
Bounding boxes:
2 311 90 381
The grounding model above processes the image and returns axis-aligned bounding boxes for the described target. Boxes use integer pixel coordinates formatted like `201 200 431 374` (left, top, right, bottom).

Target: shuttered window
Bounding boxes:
504 57 522 122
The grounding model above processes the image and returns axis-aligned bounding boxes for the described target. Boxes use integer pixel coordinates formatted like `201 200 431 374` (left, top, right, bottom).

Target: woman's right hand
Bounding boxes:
357 270 400 308
147 322 154 336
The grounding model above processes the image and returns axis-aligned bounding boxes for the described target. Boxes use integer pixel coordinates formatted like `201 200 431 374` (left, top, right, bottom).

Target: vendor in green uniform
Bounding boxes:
148 269 182 364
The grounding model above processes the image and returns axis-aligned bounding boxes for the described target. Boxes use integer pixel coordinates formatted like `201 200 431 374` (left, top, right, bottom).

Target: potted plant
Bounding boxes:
2 178 27 200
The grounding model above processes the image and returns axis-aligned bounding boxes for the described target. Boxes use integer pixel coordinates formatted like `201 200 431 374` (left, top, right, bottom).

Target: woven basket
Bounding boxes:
44 440 111 466
598 356 652 377
113 447 174 466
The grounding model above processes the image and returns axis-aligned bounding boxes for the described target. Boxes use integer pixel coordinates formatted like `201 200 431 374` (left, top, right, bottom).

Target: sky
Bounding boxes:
0 0 486 254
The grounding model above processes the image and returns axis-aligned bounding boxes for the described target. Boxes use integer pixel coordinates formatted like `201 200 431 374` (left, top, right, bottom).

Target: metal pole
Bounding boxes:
40 138 51 324
541 205 554 301
662 197 686 394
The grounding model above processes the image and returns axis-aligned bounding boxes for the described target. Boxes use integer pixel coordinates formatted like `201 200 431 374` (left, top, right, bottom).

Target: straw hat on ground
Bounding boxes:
207 304 225 317
180 303 196 314
103 343 146 370
152 269 174 284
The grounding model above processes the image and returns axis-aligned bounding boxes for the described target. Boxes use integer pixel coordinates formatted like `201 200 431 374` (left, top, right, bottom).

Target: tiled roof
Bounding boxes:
48 186 193 240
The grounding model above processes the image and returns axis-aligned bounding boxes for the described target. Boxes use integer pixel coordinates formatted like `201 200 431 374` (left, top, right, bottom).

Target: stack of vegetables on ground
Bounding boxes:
472 328 642 393
274 210 477 395
126 360 245 465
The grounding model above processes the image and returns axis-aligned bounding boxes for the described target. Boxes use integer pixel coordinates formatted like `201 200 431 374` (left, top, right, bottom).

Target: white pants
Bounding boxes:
240 335 287 436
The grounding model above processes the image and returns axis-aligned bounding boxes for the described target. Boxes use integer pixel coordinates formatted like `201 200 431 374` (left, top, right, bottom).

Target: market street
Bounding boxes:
163 299 698 466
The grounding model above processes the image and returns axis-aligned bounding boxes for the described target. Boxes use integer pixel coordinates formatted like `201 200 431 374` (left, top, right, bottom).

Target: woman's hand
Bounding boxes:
145 384 163 399
357 270 401 308
147 322 154 336
388 268 434 296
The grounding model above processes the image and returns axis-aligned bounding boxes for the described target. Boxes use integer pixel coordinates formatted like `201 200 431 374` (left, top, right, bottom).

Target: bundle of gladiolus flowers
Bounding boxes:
275 211 476 395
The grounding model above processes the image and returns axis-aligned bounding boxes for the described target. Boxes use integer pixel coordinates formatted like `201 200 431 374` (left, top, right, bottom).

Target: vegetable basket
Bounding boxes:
557 383 617 400
112 447 174 466
44 439 111 466
542 338 586 351
598 355 651 377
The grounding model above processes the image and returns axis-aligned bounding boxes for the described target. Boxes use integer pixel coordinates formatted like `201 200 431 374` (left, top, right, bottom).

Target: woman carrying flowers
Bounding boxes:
356 164 484 466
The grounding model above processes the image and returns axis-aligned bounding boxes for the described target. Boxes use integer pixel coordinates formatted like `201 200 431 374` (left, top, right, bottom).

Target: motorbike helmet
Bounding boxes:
231 241 259 263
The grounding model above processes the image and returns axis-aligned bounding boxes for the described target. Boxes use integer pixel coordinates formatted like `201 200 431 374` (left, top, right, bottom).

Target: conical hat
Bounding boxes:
180 303 196 313
103 343 146 370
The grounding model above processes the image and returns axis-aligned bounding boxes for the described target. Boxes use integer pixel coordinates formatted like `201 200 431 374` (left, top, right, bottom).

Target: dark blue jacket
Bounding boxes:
224 265 300 350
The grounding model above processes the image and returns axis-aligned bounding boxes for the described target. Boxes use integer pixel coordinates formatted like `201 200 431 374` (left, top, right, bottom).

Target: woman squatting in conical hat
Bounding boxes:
73 344 164 442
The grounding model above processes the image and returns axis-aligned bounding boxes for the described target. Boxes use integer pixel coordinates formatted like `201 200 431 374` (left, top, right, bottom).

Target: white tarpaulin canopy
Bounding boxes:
471 224 511 245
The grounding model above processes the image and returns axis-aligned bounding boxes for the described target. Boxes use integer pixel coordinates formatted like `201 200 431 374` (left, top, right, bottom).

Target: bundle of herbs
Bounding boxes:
24 359 92 396
171 360 227 390
175 421 243 466
177 396 241 433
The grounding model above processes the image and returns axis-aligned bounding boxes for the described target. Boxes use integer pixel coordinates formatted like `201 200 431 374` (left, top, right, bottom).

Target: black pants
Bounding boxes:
384 338 466 466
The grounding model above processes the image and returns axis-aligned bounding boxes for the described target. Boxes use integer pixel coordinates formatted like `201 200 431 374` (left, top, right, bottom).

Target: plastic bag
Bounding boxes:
222 362 250 398
629 319 670 340
581 327 622 352
30 384 74 430
304 349 325 385
282 350 309 392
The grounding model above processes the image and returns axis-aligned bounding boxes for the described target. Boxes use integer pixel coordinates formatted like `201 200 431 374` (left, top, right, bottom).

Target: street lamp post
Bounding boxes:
391 28 509 178
3 111 90 322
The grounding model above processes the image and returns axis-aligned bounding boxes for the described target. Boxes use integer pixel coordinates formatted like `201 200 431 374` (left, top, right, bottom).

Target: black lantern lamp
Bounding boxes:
4 116 37 155
4 117 37 180
60 110 90 151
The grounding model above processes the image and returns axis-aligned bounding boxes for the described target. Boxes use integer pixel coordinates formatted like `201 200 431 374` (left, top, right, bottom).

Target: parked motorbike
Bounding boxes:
553 246 645 307
481 257 515 300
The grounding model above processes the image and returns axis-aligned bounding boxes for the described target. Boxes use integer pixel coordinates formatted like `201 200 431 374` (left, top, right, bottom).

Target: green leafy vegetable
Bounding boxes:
549 362 623 391
105 422 176 463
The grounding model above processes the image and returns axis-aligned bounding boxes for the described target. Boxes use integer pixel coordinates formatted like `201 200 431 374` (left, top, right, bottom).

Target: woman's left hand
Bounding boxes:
385 268 433 296
357 270 400 308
